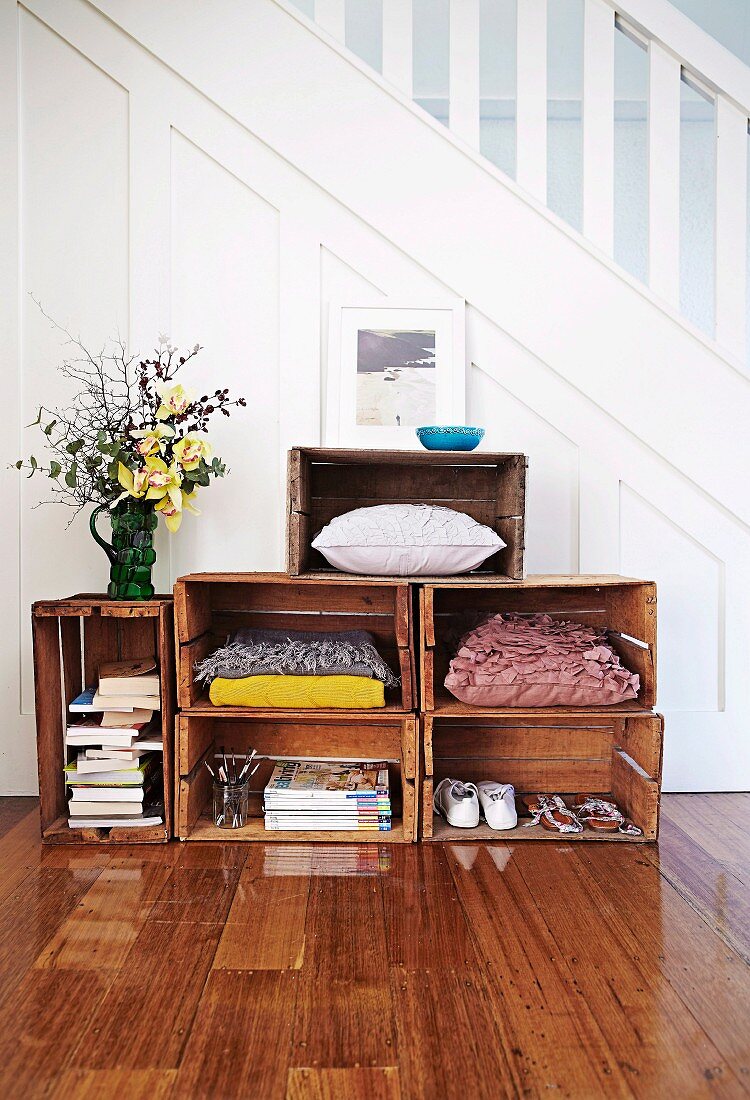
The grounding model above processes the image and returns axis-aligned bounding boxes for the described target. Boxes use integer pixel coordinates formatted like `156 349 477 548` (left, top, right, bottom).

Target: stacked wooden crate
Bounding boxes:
31 595 175 844
173 574 418 842
287 447 527 581
418 578 663 842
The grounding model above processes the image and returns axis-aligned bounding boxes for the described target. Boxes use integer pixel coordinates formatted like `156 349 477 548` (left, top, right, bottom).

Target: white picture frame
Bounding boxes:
325 299 466 446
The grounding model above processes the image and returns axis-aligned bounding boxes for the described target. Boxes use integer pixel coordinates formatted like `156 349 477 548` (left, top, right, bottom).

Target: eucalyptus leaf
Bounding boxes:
49 461 62 478
64 463 77 488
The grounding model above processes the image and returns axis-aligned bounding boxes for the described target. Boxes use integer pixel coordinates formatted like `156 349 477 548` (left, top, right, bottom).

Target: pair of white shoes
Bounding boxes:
433 779 517 830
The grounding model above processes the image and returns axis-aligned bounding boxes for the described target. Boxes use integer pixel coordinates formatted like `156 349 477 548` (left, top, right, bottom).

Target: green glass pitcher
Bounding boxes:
90 499 157 600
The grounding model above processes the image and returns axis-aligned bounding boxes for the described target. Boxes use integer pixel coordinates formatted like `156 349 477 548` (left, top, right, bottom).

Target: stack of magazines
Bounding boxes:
263 760 392 832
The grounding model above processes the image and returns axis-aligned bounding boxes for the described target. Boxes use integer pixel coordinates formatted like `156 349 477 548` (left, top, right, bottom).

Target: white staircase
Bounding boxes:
3 0 749 791
304 0 750 366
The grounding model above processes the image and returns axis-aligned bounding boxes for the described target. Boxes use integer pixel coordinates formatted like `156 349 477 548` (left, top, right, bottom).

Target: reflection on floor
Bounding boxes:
0 793 746 1098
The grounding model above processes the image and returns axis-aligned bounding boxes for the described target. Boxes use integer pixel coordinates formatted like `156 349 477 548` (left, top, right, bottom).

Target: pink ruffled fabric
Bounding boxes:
444 613 640 707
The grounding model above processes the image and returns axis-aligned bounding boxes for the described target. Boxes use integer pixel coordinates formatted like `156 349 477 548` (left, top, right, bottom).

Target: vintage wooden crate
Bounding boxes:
420 575 657 713
174 572 414 712
287 447 527 580
31 595 175 844
176 712 418 842
420 711 663 842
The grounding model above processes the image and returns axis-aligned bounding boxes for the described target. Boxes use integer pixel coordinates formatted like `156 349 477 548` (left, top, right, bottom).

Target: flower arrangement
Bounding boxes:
14 305 245 598
15 309 245 531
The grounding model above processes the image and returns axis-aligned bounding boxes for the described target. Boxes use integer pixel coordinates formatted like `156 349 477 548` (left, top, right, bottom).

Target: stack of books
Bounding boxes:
65 753 162 827
65 657 164 829
263 760 392 832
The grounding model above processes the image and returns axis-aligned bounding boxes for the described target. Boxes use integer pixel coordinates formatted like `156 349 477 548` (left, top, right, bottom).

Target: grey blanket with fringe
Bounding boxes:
194 627 399 688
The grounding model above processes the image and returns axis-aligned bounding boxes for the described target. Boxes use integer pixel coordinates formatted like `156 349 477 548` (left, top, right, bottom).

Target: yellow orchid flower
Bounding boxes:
155 496 182 533
173 434 213 471
144 457 183 511
116 462 149 500
130 423 174 458
155 487 200 533
155 382 194 421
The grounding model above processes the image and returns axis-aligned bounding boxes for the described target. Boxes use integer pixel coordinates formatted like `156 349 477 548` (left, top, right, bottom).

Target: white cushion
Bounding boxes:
311 504 505 576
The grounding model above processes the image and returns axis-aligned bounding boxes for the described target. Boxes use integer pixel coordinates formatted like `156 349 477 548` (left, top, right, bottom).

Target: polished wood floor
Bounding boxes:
0 795 746 1099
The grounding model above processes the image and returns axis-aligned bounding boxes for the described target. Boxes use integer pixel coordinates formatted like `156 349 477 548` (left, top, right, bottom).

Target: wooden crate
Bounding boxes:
420 712 663 842
31 595 175 844
420 575 657 713
176 712 418 842
174 572 414 712
287 447 527 580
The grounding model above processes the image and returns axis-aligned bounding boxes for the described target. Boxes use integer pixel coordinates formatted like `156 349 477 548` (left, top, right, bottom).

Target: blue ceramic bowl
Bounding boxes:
415 425 485 451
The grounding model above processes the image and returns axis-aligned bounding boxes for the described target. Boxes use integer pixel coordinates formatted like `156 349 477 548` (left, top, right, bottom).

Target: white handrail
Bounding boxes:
611 0 750 118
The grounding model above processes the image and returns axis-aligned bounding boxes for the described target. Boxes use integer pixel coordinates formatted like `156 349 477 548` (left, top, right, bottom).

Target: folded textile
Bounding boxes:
209 674 385 709
194 627 399 688
444 613 640 708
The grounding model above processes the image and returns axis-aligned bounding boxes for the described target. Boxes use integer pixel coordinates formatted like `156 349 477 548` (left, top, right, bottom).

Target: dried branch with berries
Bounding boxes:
13 300 246 532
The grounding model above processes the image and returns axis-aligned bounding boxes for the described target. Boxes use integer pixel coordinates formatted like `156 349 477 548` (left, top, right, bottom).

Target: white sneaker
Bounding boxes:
433 778 480 828
477 782 517 830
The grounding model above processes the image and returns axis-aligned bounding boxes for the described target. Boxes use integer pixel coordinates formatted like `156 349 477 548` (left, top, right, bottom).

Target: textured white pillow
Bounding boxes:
311 504 505 576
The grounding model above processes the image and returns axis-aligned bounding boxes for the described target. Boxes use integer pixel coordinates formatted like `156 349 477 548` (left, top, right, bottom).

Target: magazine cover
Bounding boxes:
265 760 389 798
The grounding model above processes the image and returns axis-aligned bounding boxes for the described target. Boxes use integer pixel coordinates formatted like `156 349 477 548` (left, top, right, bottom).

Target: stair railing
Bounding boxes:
303 0 750 366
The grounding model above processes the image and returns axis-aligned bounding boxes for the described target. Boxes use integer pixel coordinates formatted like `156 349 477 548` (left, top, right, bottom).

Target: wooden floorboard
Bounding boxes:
286 1066 402 1099
0 795 746 1098
651 816 750 965
0 796 37 841
444 843 635 1097
513 844 746 1096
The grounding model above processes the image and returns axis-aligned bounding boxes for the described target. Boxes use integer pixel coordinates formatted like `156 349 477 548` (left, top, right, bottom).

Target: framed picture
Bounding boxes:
325 300 466 446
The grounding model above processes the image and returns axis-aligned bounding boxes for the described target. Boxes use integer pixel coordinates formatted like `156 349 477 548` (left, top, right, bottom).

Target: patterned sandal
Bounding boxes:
571 795 621 832
523 794 584 834
572 795 643 836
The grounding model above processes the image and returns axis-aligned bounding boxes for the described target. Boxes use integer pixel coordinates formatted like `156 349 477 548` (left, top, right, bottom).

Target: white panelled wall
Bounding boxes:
3 0 750 793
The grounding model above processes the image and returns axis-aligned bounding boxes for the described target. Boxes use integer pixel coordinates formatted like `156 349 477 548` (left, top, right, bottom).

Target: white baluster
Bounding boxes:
382 0 412 98
449 0 480 147
315 0 345 42
516 0 547 201
648 41 681 305
583 0 614 253
715 95 748 362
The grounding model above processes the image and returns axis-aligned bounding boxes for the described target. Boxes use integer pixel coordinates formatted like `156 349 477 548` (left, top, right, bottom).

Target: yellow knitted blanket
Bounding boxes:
208 674 385 709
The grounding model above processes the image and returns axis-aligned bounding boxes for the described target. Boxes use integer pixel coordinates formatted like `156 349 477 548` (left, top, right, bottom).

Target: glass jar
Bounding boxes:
213 780 249 829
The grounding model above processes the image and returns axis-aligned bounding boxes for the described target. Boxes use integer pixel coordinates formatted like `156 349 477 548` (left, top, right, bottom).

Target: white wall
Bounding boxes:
2 0 750 794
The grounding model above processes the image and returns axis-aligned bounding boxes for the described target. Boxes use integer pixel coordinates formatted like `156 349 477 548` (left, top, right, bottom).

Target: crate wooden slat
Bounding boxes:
287 447 527 581
176 712 418 843
420 575 657 713
420 711 663 843
31 595 175 844
174 573 414 712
